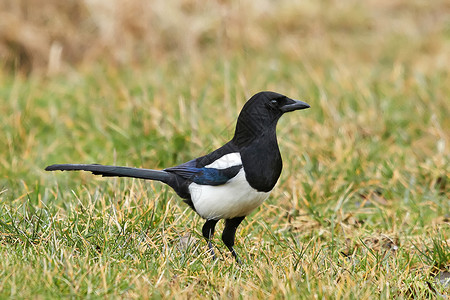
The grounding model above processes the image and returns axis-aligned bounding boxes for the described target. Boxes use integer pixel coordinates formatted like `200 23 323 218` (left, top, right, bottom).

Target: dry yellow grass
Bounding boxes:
1 0 449 74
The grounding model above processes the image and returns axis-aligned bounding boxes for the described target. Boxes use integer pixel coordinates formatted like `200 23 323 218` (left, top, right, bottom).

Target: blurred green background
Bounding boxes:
0 0 449 298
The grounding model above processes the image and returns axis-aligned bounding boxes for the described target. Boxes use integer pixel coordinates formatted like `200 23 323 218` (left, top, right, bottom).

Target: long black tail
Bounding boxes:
45 164 172 183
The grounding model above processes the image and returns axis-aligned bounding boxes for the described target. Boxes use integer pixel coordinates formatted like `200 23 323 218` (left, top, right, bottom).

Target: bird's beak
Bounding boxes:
280 99 310 113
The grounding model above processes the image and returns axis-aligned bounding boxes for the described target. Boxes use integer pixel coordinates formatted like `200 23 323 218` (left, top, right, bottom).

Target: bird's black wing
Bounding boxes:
164 164 242 186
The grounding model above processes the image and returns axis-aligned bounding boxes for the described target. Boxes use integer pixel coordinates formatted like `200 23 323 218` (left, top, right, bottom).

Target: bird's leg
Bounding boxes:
222 216 245 263
202 219 219 260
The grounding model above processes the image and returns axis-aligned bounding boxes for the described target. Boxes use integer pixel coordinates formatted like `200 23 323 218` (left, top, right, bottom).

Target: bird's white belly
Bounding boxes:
188 169 271 220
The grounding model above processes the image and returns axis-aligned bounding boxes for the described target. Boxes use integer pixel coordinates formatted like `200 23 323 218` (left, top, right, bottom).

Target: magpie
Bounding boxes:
45 91 310 262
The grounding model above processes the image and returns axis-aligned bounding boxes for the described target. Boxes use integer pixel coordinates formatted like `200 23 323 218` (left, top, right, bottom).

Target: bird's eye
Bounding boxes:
266 98 280 110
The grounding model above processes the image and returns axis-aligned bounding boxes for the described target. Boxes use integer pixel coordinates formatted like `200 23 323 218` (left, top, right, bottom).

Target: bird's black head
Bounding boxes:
233 91 310 146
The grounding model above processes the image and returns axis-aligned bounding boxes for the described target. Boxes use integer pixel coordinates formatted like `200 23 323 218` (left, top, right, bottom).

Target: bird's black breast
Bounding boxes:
239 133 282 192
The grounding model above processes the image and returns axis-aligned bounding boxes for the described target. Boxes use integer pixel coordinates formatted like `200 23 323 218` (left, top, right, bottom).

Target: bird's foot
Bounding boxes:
208 241 217 260
229 246 242 265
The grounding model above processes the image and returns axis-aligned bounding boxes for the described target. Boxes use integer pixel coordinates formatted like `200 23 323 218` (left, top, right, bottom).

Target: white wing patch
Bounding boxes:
189 168 271 220
205 152 241 169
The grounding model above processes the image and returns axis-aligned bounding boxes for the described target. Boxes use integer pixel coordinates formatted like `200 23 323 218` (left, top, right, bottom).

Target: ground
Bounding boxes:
0 0 449 298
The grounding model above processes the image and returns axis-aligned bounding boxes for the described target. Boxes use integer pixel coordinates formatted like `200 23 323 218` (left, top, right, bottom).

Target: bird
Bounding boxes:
45 91 310 262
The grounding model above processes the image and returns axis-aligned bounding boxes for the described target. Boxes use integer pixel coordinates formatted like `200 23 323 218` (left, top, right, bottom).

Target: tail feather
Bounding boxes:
45 164 172 183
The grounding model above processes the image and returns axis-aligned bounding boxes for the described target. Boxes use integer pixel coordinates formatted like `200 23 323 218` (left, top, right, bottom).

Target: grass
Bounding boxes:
1 0 449 298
